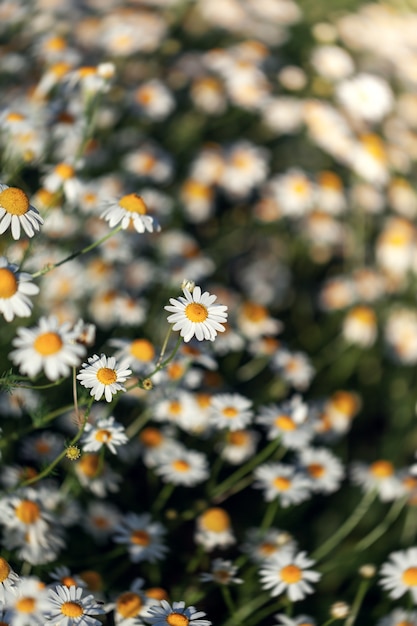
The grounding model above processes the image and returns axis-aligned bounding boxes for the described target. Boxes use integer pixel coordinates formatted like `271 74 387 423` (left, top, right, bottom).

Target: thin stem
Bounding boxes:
261 497 280 531
344 579 370 626
157 326 173 366
221 586 237 621
355 496 407 552
312 489 377 562
222 593 274 626
31 225 123 278
152 482 175 515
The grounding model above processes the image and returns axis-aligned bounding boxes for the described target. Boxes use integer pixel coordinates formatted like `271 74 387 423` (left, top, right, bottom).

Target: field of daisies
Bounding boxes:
3 0 417 624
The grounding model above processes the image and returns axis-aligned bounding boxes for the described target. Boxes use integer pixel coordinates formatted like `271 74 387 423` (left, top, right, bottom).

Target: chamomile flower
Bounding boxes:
195 507 236 551
0 183 43 239
101 193 160 234
200 559 243 585
379 548 417 602
165 285 228 343
0 256 39 322
144 600 211 626
0 556 20 602
253 463 312 506
9 316 86 381
82 416 128 455
113 512 168 564
154 447 209 486
46 584 105 626
209 392 254 431
259 548 321 601
77 354 132 402
6 575 50 625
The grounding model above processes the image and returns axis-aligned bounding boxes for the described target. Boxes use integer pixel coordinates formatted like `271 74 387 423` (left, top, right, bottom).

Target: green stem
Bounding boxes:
211 438 282 501
312 489 377 562
222 593 274 626
221 586 237 621
157 326 173 366
344 580 370 626
355 496 407 552
261 497 280 531
31 225 123 278
152 482 175 515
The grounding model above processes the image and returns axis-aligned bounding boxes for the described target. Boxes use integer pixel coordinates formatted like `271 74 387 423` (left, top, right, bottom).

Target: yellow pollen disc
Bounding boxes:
78 66 96 78
280 564 302 584
308 463 325 478
397 622 414 626
330 391 358 416
349 306 375 325
130 339 155 361
15 597 36 613
131 530 150 546
402 567 417 586
55 163 75 179
119 193 148 214
362 134 386 161
51 62 71 78
6 111 25 122
0 268 18 298
61 601 84 618
145 587 169 601
33 331 63 356
228 430 248 446
78 453 100 477
96 367 117 385
137 87 154 105
92 516 109 529
222 406 239 419
167 613 189 626
79 570 102 592
200 508 231 532
139 427 163 447
318 170 342 190
169 400 182 415
185 302 209 323
260 542 277 556
196 393 211 408
116 592 143 618
0 187 30 216
46 36 67 51
242 302 267 322
183 180 212 200
167 363 184 380
95 429 112 443
273 476 291 491
61 576 77 587
274 414 296 431
370 460 394 478
0 558 10 582
15 500 40 524
172 459 190 472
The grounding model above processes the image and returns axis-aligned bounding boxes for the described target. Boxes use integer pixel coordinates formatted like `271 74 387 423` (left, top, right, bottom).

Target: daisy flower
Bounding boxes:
200 559 243 585
154 447 209 486
259 548 321 601
9 316 86 381
379 548 417 602
195 507 236 551
100 193 160 234
209 392 254 431
81 416 128 455
0 256 39 322
164 285 228 343
46 584 105 626
274 614 316 626
241 527 297 565
0 183 43 239
113 512 168 564
0 556 20 603
6 575 51 625
253 463 313 506
77 354 132 402
144 600 211 626
377 608 417 626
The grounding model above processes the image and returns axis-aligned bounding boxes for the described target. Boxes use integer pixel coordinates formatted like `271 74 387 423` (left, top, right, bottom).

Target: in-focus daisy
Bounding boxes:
113 512 168 564
82 416 128 455
200 559 243 585
379 548 417 602
9 316 86 381
209 392 254 431
100 193 160 234
259 548 321 601
0 556 20 602
0 256 39 322
77 354 132 402
165 285 228 343
144 600 211 626
46 584 105 625
0 183 43 239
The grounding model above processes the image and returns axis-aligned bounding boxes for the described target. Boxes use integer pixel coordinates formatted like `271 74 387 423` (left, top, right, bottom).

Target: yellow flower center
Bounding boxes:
222 406 238 418
55 163 75 179
78 453 100 478
0 558 10 582
61 601 84 617
169 400 182 415
402 567 417 586
183 180 212 200
46 36 67 51
227 430 248 446
307 463 325 478
370 460 394 478
139 427 163 448
116 592 143 618
119 193 147 214
167 363 185 380
15 597 36 613
0 268 18 298
318 170 342 190
79 570 102 591
274 414 296 431
95 429 112 443
131 530 150 546
0 187 30 216
260 542 277 556
33 332 63 356
200 508 231 532
397 622 414 626
15 500 40 524
349 306 375 326
6 111 25 122
242 302 267 322
96 367 117 385
172 459 190 472
61 576 78 587
280 564 302 584
78 66 96 78
130 339 155 361
273 476 291 491
145 587 169 601
185 302 209 323
167 613 189 626
330 391 358 416
196 393 211 408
